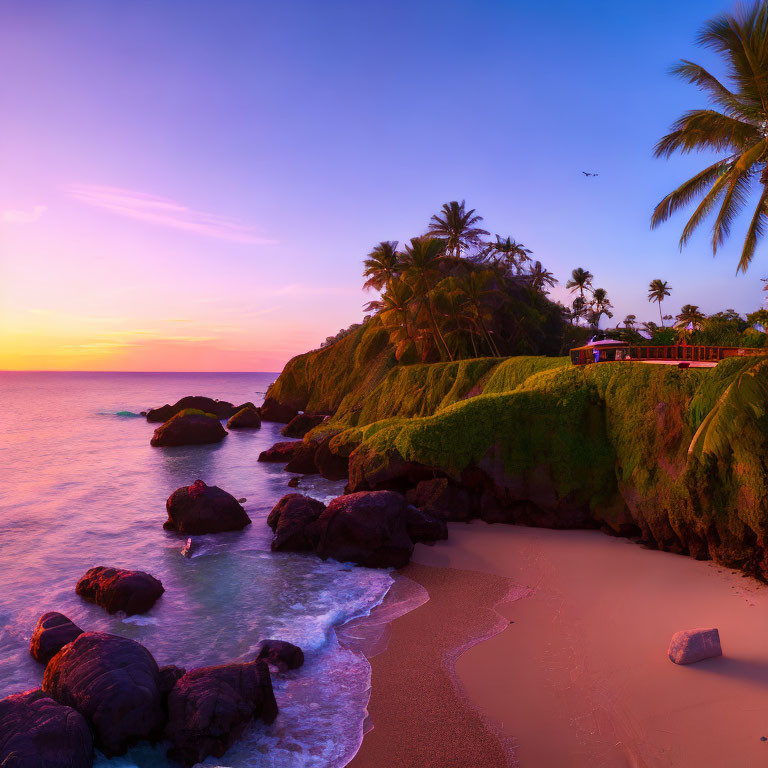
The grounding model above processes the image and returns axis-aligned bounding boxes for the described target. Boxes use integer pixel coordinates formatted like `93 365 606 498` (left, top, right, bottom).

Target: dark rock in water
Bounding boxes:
29 612 84 666
258 440 303 463
0 689 93 768
287 477 300 488
158 665 186 696
43 632 164 757
75 567 164 616
406 477 474 522
226 405 261 430
165 660 277 766
404 504 448 543
255 639 304 671
238 497 247 503
280 413 326 438
284 441 319 474
314 434 349 481
315 491 414 568
146 396 255 423
150 410 227 447
260 397 299 424
267 494 326 552
165 480 251 534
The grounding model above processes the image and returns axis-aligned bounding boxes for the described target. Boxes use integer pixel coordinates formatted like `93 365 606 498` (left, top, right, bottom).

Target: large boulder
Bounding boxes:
668 628 722 665
226 405 261 430
75 567 164 616
0 689 93 768
165 480 251 534
30 613 84 666
165 661 278 766
406 477 474 522
267 494 326 552
284 441 319 474
313 434 349 481
315 491 415 568
146 396 254 423
43 632 165 757
258 440 303 463
280 413 326 439
255 639 304 671
260 397 299 424
150 410 227 447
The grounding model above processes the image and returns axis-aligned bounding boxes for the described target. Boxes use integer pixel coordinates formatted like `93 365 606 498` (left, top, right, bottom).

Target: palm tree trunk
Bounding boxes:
659 301 664 328
424 288 453 361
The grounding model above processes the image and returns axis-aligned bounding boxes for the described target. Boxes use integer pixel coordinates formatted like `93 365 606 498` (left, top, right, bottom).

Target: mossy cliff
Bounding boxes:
346 357 768 576
266 333 768 576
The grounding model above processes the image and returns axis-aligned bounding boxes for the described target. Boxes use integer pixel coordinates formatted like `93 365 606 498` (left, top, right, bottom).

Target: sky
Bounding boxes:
1 0 766 371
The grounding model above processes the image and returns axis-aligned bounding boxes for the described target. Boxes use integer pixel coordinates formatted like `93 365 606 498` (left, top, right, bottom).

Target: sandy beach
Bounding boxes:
353 522 768 768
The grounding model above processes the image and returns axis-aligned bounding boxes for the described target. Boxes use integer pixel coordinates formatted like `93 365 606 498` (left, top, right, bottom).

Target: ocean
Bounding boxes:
0 371 397 767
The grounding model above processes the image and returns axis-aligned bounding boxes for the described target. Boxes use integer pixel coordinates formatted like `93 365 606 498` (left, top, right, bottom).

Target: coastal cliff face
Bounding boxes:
265 339 768 577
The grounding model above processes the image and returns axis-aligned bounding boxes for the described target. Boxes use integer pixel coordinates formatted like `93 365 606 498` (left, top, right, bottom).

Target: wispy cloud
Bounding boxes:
68 184 275 245
1 205 46 224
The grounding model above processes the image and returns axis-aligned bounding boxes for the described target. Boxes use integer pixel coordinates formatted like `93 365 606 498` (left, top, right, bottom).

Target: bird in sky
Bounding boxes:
582 171 599 177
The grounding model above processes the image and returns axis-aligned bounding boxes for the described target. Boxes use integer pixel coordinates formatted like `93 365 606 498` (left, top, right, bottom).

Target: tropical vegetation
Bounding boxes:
651 1 768 273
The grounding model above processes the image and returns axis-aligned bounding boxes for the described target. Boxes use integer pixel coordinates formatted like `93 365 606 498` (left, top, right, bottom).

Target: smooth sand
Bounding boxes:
409 523 768 768
349 523 768 767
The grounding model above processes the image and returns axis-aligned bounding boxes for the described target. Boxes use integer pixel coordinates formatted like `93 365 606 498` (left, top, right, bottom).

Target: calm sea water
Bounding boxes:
0 372 395 768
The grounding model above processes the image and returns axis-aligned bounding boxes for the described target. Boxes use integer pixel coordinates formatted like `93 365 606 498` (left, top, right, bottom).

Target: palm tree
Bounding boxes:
571 295 587 325
623 314 637 329
675 304 706 330
486 236 533 275
527 261 558 292
363 241 400 291
590 288 614 329
427 200 489 260
648 279 672 327
454 271 502 356
565 268 594 299
400 237 453 360
651 2 768 273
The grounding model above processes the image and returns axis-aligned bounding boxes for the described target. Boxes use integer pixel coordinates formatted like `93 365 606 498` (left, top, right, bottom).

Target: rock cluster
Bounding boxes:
150 410 227 447
267 490 446 567
165 480 251 534
75 567 164 616
4 621 287 767
146 396 254 423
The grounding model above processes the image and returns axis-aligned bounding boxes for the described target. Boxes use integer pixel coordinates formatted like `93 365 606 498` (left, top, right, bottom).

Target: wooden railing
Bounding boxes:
571 345 767 366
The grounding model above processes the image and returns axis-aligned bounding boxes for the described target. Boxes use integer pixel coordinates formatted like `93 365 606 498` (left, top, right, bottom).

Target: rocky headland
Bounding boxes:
258 319 768 579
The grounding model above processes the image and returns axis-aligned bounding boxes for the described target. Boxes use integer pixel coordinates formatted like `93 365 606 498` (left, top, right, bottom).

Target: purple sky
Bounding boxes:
1 0 764 370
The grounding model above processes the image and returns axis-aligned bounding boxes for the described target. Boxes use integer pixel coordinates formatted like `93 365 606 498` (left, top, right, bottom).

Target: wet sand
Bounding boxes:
348 562 521 768
350 522 768 767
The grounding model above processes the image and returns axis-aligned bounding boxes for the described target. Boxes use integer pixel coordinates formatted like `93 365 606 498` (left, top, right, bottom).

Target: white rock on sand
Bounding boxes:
668 628 722 665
